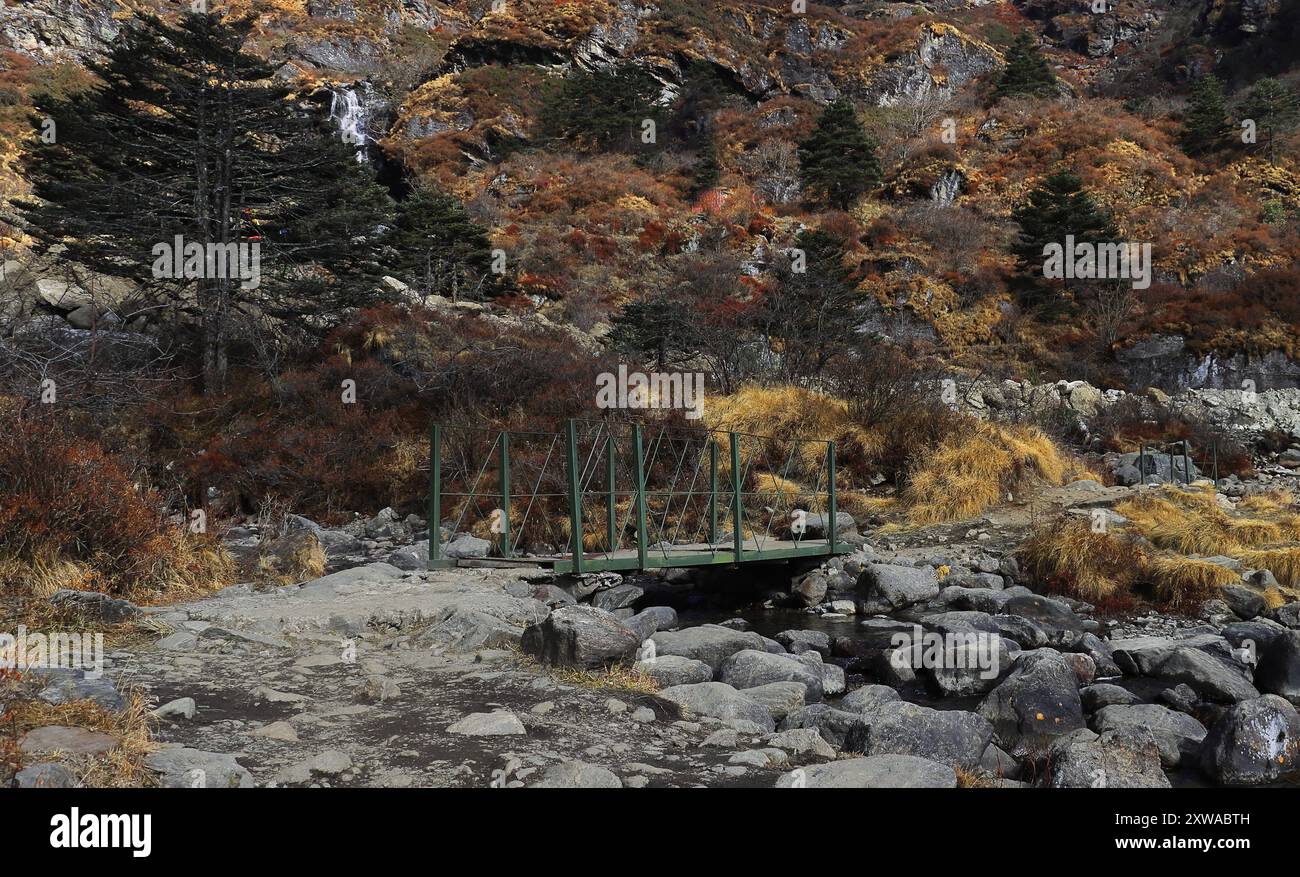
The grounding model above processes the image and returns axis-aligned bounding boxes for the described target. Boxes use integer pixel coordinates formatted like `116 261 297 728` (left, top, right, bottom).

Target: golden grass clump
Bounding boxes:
1143 553 1240 609
1236 548 1300 588
705 385 881 472
1017 517 1144 602
904 421 1069 525
549 665 660 695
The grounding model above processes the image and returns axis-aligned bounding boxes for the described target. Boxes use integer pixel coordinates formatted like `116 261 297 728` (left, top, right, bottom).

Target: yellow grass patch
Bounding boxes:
1017 517 1143 603
904 422 1069 525
705 385 881 471
1143 553 1240 609
1237 548 1300 588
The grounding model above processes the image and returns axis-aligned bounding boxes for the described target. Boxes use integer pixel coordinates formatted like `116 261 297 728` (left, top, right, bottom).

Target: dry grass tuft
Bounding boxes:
3 686 159 787
550 664 660 695
1018 517 1145 602
1143 553 1240 609
1237 548 1300 588
954 766 997 788
705 385 881 471
245 531 326 587
904 422 1070 525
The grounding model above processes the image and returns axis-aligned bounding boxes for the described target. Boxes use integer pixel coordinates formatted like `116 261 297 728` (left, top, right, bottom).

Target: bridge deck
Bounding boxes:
435 538 850 574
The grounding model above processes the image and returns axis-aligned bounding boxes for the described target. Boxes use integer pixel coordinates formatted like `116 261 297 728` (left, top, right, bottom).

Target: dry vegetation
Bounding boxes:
1020 484 1300 611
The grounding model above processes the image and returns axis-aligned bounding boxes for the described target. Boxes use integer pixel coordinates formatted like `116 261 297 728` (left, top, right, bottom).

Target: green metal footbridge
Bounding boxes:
426 418 852 574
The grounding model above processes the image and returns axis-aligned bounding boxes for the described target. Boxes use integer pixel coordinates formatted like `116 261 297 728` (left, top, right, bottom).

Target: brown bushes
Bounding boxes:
0 408 230 598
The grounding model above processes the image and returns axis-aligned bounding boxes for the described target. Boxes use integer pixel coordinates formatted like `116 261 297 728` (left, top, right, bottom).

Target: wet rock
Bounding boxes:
1080 683 1140 712
1200 695 1300 785
1047 727 1171 788
775 754 957 788
658 682 775 732
521 605 640 669
775 629 831 657
1254 630 1300 706
862 701 994 769
1091 704 1207 768
791 571 828 607
1221 585 1268 620
1144 645 1260 703
978 650 1086 753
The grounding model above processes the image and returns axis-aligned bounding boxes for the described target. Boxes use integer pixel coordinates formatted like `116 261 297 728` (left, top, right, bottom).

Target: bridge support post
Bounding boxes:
708 438 719 544
633 423 648 571
427 423 441 570
606 429 617 553
730 432 743 563
565 418 583 574
499 432 511 558
827 440 837 555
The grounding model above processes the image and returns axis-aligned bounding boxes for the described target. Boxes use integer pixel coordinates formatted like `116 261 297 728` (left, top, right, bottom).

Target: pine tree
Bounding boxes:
1182 74 1231 156
797 98 881 210
994 32 1058 101
383 190 504 302
17 11 393 393
608 294 697 372
1242 77 1300 160
1013 171 1117 294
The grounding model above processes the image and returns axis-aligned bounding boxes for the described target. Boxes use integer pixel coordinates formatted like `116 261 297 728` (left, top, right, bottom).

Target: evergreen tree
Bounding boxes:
1181 74 1231 156
690 138 721 196
797 98 881 210
1013 171 1117 293
753 229 867 383
1242 77 1300 160
537 66 662 153
383 190 504 302
993 32 1058 101
608 294 698 371
17 11 393 393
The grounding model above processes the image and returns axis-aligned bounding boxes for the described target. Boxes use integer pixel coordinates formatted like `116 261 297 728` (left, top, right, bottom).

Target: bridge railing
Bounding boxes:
426 418 845 573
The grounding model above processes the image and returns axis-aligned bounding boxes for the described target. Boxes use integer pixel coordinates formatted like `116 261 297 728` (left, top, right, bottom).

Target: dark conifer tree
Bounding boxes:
993 31 1058 101
797 98 881 210
17 11 393 392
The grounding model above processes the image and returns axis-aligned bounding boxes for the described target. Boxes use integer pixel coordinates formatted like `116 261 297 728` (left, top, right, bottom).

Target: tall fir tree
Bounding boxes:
17 11 393 393
993 32 1058 101
1242 77 1300 160
382 190 504 302
690 137 721 196
1013 171 1117 297
797 98 881 210
1181 74 1231 156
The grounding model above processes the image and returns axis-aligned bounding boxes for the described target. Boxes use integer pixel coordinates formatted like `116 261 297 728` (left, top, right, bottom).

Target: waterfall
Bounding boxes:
329 86 369 162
